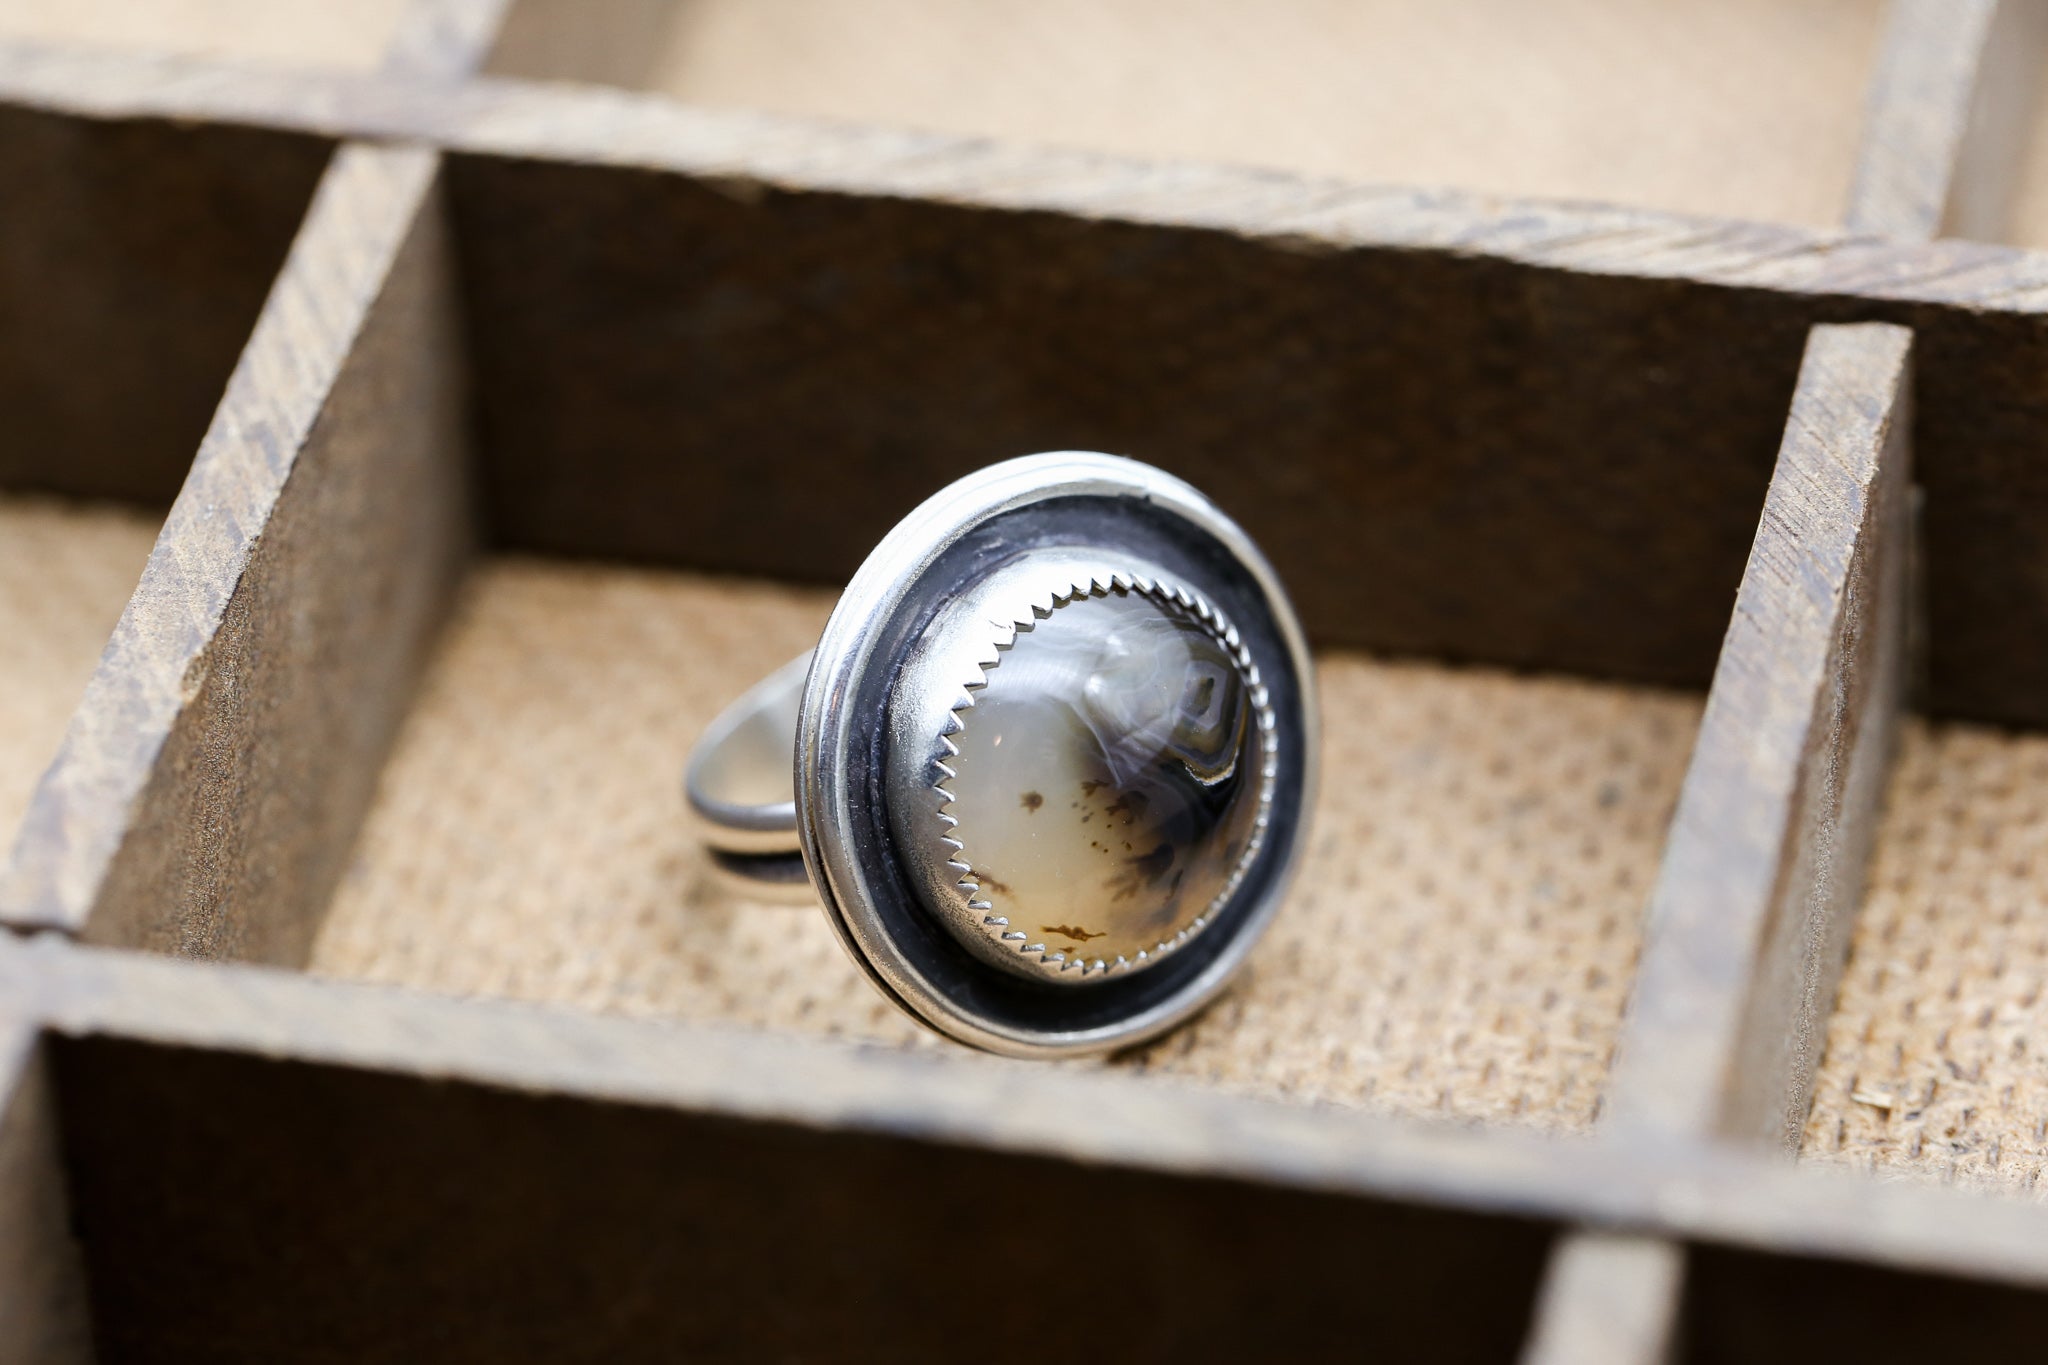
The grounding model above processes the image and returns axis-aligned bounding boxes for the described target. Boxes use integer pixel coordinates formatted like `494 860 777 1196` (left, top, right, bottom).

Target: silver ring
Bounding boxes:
686 452 1317 1056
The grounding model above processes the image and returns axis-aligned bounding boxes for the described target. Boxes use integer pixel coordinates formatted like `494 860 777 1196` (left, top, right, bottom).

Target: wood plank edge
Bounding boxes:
1843 0 2002 238
0 41 2043 311
11 935 2048 1293
0 144 441 937
79 147 474 963
1605 322 1914 1144
1520 1234 1682 1365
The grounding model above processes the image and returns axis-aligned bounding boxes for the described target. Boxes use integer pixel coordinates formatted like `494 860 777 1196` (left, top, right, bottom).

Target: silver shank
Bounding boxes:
684 651 811 855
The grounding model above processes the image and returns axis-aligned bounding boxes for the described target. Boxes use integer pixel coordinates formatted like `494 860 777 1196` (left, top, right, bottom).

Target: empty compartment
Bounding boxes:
490 0 1885 228
270 139 1813 1135
0 102 332 847
1803 720 2048 1193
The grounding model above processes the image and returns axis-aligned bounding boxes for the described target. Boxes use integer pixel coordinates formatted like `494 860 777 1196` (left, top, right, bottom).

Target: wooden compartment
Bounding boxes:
99 98 1717 1129
47 1026 1561 1362
8 2 2048 1361
0 96 332 873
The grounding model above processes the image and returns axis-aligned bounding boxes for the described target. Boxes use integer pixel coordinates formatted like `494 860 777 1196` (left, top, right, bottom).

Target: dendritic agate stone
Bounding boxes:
942 586 1265 976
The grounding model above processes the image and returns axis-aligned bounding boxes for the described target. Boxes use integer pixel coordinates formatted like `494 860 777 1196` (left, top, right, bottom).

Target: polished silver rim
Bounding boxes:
795 451 1317 1057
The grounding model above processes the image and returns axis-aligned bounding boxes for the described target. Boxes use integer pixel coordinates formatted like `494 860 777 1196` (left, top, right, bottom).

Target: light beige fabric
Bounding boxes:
496 0 1886 230
0 0 406 69
311 559 1701 1131
1804 721 2048 1197
0 496 159 847
0 0 1891 233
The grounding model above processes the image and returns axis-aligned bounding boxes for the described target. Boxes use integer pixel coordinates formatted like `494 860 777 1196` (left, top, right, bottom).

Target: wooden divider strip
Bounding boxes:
1608 321 1913 1146
11 935 2048 1290
1844 0 2004 238
1520 1235 1682 1365
1523 0 2031 1342
0 43 2045 315
0 144 470 962
1849 0 2048 241
1520 323 1914 1365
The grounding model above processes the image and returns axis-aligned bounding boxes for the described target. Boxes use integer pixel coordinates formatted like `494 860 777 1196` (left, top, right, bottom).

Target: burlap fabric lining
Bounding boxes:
0 497 160 846
1803 722 2048 1197
311 559 1700 1132
490 0 1883 232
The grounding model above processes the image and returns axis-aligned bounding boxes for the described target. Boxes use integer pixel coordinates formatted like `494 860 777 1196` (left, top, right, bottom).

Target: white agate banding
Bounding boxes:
884 553 1275 984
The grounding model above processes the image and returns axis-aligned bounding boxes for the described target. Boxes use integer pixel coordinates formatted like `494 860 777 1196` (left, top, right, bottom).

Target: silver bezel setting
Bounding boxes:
796 451 1318 1057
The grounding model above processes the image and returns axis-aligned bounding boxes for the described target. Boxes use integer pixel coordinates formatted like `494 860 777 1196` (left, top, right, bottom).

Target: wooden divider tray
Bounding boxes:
6 2 2048 1361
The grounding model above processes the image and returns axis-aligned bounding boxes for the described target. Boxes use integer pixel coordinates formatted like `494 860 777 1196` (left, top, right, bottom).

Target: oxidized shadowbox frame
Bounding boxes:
4 1 2048 1360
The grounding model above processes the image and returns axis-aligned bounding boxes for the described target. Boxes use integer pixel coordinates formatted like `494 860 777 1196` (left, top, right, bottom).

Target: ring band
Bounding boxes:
686 651 808 856
686 452 1316 1056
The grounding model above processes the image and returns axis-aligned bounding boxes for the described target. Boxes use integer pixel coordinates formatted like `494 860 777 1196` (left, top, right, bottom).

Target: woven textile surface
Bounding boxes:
311 558 1701 1131
1805 721 2048 1197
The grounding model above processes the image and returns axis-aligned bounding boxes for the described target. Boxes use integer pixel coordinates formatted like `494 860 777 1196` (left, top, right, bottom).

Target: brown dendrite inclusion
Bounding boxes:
943 584 1266 974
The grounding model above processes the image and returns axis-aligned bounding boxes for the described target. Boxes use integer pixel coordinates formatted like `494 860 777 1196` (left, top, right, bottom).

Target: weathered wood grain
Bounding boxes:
11 938 2048 1291
1531 324 1912 1359
1849 0 2048 242
1845 0 2004 239
0 1016 88 1365
7 45 2048 309
0 144 471 955
56 1040 1552 1362
1529 5 2029 1349
1606 322 1913 1147
1 43 2044 722
442 148 1812 704
0 100 332 503
0 15 2041 1358
1520 1235 1682 1365
383 0 514 79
